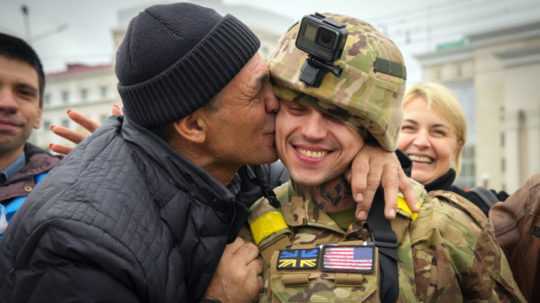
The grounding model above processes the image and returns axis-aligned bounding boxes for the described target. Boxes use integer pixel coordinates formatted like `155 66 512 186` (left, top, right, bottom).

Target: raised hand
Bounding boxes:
49 104 122 155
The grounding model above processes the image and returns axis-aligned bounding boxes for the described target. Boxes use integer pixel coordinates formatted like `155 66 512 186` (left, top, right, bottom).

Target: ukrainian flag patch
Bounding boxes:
277 248 320 270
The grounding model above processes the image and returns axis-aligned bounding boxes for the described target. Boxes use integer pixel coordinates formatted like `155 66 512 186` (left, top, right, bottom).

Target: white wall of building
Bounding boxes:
417 21 540 193
34 66 120 149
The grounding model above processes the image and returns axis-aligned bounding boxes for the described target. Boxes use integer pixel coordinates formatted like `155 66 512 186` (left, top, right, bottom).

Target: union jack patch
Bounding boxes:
277 248 320 270
321 245 374 273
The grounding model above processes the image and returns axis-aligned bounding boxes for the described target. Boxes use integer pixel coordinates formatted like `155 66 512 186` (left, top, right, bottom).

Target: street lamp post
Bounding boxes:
20 5 31 42
19 4 68 44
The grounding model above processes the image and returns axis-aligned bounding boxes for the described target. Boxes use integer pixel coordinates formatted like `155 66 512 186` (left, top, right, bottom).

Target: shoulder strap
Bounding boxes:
367 188 399 303
470 187 500 209
245 165 281 208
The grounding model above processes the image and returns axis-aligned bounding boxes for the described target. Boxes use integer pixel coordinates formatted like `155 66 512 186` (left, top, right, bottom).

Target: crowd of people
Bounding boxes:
0 2 538 302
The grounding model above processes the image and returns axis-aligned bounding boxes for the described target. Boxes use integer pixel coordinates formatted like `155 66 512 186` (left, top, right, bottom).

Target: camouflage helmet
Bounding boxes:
269 14 406 151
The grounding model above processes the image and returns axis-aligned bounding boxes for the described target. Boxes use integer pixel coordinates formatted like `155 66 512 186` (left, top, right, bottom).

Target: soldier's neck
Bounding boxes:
294 175 356 214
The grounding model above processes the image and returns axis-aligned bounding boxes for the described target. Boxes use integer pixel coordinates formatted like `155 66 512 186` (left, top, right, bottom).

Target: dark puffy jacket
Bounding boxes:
0 117 250 303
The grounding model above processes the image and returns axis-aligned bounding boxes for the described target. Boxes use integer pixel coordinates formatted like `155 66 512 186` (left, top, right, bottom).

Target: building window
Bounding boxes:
80 88 88 101
100 85 109 98
61 118 69 128
61 90 70 104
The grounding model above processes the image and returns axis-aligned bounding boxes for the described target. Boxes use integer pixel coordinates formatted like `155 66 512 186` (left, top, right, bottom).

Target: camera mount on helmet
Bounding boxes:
295 13 348 87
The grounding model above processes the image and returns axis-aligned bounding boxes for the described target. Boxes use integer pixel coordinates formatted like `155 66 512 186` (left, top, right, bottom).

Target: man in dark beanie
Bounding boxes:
0 3 275 303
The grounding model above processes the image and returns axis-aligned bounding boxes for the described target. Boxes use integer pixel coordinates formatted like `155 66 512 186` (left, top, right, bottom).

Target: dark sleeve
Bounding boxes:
266 161 289 188
237 162 289 207
246 162 289 189
12 263 141 303
7 225 142 303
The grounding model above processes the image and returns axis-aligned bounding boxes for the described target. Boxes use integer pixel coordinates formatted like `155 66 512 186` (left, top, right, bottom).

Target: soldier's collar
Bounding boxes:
281 182 347 235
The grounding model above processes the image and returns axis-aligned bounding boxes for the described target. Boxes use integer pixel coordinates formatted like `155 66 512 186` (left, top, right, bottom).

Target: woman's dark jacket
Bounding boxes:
0 117 255 303
424 169 508 215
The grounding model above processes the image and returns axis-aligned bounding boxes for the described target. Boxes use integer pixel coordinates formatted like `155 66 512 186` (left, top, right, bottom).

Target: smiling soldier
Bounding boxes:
245 13 525 303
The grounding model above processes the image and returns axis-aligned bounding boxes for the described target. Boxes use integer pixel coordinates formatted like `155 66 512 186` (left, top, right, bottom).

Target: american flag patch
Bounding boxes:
321 245 374 273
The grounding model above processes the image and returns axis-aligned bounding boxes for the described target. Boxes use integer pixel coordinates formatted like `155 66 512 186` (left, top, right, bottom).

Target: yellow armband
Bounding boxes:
249 210 288 245
396 194 418 221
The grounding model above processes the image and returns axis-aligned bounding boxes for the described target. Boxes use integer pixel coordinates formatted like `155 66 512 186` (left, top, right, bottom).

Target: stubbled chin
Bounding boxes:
290 171 325 187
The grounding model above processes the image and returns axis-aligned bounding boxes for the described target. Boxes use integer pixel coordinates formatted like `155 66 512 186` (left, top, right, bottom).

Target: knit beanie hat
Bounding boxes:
116 2 260 127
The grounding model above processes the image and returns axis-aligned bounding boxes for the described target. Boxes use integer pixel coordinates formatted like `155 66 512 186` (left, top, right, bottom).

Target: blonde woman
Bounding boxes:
398 82 507 214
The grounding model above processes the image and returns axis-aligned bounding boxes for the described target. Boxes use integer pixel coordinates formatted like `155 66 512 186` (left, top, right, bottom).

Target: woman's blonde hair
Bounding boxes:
402 82 467 176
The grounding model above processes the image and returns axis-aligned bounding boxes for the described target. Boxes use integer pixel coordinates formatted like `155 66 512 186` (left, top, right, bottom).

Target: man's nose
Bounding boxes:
302 111 327 140
0 87 18 114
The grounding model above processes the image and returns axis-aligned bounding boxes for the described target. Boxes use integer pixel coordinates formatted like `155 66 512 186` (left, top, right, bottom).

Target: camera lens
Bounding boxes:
317 28 336 49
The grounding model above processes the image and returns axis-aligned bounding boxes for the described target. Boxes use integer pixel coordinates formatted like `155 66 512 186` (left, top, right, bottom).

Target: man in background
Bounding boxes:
0 33 59 236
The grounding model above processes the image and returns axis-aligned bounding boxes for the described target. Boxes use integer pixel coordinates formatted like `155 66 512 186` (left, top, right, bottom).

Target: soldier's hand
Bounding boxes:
348 145 417 220
49 104 123 155
204 237 263 303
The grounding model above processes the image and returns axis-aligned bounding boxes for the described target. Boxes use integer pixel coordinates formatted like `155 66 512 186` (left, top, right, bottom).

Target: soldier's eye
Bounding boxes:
287 103 306 114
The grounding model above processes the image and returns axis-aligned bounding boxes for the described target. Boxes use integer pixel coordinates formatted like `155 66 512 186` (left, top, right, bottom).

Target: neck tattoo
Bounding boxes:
297 175 354 212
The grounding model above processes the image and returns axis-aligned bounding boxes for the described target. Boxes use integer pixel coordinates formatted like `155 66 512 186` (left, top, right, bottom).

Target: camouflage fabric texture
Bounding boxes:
268 14 406 151
247 182 526 302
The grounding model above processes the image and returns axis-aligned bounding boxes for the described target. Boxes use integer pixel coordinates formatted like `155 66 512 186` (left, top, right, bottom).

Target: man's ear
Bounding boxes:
173 112 207 144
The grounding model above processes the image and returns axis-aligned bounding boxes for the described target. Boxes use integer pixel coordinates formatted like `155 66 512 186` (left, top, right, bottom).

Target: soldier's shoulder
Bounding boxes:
429 189 489 227
273 181 294 204
249 181 292 216
411 189 487 244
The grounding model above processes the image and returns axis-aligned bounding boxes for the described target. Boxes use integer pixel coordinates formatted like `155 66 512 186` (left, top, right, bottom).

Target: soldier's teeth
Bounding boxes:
298 149 327 159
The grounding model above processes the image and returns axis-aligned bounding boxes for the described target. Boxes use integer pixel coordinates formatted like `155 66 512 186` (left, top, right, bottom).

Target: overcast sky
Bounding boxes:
0 0 435 70
1 0 537 84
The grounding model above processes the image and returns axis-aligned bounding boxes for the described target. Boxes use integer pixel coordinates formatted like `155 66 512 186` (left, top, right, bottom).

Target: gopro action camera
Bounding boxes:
296 13 348 87
296 13 348 63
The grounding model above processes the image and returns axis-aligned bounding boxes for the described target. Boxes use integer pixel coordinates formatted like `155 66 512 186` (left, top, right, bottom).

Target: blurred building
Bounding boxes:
36 0 292 150
32 63 119 149
416 20 540 192
112 0 293 57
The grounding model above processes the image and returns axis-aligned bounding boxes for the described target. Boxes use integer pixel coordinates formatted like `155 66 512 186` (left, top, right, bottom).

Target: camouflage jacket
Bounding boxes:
246 181 525 303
